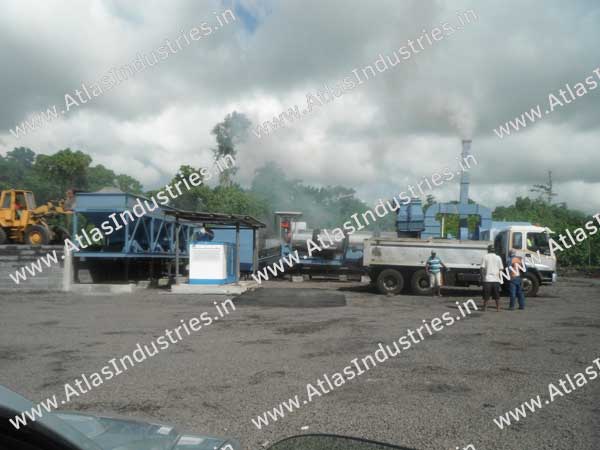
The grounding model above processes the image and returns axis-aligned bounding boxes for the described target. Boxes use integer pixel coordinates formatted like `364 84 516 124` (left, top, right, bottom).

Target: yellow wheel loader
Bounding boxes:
0 189 72 245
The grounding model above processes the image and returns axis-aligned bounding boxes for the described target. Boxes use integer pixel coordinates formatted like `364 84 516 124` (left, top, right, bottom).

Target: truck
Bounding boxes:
363 225 556 297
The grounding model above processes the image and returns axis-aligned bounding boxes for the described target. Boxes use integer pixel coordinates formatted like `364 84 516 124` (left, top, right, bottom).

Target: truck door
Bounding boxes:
494 231 507 262
510 231 527 261
525 231 556 274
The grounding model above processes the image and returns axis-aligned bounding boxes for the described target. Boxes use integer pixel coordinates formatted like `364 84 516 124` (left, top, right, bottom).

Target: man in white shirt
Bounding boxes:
480 244 504 311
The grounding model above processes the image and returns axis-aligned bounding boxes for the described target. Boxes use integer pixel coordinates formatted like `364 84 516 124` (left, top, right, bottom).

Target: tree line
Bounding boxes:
1 111 596 266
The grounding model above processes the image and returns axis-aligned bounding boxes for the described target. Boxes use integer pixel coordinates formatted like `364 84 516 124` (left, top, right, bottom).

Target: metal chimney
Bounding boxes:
459 139 471 206
458 139 471 240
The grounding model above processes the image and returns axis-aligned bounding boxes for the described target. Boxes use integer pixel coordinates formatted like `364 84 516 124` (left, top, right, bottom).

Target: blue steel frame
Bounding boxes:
71 192 198 259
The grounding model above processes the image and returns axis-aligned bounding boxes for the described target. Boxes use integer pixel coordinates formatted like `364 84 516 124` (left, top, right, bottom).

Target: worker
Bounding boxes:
64 189 76 211
480 244 503 311
14 198 23 219
508 249 526 310
425 250 446 297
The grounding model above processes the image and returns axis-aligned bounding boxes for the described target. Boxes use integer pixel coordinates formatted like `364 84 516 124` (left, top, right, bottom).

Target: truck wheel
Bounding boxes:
0 228 7 245
411 269 432 295
522 272 540 297
376 269 404 295
24 225 51 245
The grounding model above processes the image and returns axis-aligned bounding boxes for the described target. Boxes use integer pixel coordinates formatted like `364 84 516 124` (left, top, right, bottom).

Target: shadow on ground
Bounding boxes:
237 288 346 307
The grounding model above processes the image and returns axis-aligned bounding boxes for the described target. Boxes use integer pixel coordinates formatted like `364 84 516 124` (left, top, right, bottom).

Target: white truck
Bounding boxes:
363 225 556 296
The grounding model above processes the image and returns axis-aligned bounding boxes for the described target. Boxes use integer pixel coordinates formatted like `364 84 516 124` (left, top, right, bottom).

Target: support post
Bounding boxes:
62 244 73 292
175 219 180 284
252 227 258 275
235 223 240 281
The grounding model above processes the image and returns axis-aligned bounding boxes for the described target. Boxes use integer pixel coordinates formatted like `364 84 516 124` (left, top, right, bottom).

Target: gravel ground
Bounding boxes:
1 279 599 450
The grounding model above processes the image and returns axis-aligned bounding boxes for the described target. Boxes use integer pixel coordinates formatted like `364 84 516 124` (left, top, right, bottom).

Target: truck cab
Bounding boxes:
494 225 557 293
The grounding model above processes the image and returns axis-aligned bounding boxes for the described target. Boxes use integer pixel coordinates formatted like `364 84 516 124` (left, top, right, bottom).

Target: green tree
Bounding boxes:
115 174 143 194
157 165 212 211
493 196 599 266
205 185 269 218
88 164 117 191
34 149 92 197
250 162 373 229
0 147 36 190
0 147 145 202
211 111 250 186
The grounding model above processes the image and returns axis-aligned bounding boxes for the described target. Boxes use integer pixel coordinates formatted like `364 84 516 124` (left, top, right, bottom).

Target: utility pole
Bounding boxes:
530 170 558 204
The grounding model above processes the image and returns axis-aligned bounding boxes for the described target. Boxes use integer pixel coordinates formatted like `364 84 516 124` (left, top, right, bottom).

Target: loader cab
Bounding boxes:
0 190 35 226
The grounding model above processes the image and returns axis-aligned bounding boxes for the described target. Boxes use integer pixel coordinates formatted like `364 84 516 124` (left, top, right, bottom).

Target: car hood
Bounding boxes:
56 411 237 450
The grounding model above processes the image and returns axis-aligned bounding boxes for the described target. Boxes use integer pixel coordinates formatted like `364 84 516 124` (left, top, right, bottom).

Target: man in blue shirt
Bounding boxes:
507 249 526 310
426 251 446 297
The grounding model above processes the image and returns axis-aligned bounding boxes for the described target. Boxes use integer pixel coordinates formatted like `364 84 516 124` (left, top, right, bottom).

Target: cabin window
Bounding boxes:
512 232 523 249
1 193 11 209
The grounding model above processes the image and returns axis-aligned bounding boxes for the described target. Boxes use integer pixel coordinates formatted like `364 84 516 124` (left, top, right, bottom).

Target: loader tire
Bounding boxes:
25 225 51 245
0 228 7 245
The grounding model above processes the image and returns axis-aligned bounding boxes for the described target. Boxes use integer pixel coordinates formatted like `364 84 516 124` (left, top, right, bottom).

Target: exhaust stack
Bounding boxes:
458 139 471 240
459 139 471 206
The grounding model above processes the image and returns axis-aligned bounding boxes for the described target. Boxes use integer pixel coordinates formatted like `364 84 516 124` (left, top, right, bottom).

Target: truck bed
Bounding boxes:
363 237 491 270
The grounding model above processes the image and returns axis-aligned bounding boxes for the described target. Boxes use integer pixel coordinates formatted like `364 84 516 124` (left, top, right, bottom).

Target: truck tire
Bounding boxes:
24 224 51 245
376 269 404 295
522 272 540 297
411 269 432 295
0 228 7 245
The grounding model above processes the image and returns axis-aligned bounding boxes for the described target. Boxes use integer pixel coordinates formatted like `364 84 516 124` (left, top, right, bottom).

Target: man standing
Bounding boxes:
480 244 503 311
508 249 526 310
426 250 446 297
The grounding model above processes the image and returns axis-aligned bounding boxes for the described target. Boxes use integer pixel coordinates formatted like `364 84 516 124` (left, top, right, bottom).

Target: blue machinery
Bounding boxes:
421 140 491 240
72 192 265 281
72 193 194 259
275 140 494 273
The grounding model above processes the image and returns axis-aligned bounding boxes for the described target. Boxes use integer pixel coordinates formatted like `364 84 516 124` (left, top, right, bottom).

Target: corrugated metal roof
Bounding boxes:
163 209 266 228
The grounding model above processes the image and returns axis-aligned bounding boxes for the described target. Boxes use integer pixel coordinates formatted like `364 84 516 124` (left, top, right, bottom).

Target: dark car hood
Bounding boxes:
56 411 237 450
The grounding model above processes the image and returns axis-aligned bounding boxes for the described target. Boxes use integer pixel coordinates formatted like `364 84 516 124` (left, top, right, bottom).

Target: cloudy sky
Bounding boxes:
1 0 599 213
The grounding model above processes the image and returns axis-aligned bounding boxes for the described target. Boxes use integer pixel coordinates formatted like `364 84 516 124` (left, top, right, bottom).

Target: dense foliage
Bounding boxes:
493 197 599 266
251 162 377 230
0 147 142 203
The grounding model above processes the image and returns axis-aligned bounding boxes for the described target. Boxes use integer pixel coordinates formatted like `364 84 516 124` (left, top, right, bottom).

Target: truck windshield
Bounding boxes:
527 232 551 255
